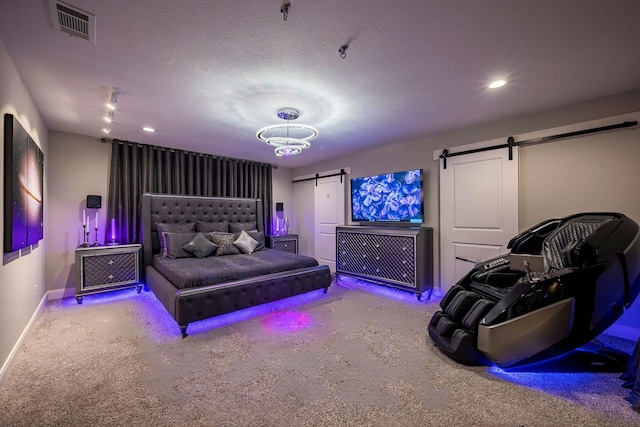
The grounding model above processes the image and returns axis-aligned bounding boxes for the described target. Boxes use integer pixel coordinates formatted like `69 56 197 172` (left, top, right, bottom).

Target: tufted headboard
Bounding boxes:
140 193 264 271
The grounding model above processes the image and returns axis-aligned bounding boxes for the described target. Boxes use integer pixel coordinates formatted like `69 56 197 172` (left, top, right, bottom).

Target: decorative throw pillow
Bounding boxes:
164 232 203 258
233 230 259 254
182 233 219 258
246 231 265 251
209 232 241 256
229 221 257 233
196 220 229 233
156 222 195 255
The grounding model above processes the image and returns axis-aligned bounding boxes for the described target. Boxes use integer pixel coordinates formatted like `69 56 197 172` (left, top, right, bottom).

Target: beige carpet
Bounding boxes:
1 278 639 426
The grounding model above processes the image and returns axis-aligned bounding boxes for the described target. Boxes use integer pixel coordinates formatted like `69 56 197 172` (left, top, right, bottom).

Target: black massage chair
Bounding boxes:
428 213 640 368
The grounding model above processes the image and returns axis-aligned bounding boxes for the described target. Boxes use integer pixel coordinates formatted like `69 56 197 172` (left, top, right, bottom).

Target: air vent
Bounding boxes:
49 0 95 43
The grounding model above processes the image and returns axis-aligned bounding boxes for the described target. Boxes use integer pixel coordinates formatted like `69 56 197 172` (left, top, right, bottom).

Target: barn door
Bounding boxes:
439 146 519 294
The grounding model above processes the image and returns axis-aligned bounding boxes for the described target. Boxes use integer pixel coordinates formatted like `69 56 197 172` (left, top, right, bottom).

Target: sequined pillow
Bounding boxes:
233 230 259 254
246 231 265 251
209 232 241 256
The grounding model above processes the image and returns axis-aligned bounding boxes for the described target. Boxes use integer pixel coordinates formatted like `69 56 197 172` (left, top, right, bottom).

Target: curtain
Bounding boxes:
106 141 273 244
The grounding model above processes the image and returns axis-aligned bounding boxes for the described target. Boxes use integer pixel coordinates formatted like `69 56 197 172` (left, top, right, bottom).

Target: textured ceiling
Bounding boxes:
1 0 640 167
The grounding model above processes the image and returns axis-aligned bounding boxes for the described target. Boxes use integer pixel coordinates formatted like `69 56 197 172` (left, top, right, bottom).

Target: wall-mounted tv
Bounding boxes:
351 169 423 224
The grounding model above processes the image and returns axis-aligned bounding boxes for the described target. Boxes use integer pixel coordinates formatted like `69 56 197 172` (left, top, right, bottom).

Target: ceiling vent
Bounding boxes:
49 0 95 43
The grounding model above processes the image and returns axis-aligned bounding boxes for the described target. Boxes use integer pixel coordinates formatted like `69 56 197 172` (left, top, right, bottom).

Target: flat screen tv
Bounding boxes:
351 169 424 224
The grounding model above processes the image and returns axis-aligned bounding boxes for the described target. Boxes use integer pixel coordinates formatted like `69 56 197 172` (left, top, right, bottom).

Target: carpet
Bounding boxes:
1 278 639 426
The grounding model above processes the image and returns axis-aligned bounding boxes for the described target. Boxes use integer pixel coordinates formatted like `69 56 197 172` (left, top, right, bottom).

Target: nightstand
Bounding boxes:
266 234 298 254
75 244 142 304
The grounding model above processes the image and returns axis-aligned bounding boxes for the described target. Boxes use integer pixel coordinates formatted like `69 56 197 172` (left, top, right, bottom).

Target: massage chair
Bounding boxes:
428 213 640 368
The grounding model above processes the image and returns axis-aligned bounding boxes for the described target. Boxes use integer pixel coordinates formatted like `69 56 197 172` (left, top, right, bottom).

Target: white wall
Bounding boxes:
0 40 49 379
46 132 111 298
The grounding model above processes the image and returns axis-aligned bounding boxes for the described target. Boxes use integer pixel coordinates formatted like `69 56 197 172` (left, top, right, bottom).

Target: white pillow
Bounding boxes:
233 230 259 254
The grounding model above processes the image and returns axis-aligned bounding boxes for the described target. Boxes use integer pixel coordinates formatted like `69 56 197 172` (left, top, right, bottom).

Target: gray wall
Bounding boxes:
45 132 111 298
293 91 640 339
0 40 49 378
45 133 296 296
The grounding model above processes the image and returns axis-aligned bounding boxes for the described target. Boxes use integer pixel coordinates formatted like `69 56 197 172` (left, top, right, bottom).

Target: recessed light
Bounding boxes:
142 127 156 133
488 79 506 89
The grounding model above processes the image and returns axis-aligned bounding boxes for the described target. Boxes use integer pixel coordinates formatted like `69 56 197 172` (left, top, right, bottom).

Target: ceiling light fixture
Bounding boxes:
104 111 114 123
488 79 506 89
102 126 111 134
256 108 318 157
142 127 156 133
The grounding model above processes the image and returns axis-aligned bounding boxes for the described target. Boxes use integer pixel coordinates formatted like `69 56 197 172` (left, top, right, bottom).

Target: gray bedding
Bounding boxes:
152 248 320 289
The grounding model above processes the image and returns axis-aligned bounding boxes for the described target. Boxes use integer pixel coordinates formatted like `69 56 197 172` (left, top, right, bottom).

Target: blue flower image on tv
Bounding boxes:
351 169 423 223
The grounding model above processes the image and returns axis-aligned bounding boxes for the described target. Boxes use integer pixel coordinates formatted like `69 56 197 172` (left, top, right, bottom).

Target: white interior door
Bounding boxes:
314 175 345 272
439 146 519 294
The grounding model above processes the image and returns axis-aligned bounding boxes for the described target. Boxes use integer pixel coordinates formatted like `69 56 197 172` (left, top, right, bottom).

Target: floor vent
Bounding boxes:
49 0 95 43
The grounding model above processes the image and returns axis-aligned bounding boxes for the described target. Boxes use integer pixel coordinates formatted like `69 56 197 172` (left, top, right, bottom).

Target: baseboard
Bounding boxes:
0 292 48 385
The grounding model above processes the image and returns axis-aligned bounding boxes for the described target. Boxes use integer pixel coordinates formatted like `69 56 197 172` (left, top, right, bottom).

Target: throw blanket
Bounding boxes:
152 249 319 289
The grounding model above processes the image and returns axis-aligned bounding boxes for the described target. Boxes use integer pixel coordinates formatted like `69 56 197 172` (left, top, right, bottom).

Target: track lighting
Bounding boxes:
107 87 118 110
280 2 290 21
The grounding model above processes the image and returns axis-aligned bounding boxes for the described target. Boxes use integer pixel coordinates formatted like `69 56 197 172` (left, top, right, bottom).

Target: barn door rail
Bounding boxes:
292 169 346 186
439 120 637 169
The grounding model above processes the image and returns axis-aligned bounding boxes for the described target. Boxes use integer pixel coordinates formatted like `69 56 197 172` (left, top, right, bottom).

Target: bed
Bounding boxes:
141 193 332 337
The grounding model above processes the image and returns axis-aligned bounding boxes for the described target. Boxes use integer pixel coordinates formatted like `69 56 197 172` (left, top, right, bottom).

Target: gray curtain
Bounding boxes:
106 140 273 244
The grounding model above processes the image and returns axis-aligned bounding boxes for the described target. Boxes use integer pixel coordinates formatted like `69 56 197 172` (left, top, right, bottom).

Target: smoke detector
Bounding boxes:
49 0 96 43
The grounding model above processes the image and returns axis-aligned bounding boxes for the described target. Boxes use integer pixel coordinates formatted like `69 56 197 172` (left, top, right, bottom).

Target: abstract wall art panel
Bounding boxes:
3 114 44 253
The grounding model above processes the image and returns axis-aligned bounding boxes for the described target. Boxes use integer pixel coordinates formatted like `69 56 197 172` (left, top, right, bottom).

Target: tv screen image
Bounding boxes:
351 169 423 223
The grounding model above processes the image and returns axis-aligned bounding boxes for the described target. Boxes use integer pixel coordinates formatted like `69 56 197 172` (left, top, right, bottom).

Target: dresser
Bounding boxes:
336 226 433 299
75 244 142 303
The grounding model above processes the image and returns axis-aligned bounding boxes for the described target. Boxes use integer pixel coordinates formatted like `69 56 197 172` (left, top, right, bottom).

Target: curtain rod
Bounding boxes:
292 169 346 186
439 120 638 169
99 137 277 169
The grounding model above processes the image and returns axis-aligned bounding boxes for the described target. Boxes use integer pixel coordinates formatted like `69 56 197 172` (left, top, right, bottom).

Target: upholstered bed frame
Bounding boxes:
141 192 332 337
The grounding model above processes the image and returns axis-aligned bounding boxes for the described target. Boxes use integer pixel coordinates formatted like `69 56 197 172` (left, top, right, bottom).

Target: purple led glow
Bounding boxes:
65 286 328 340
111 217 116 243
335 276 426 305
487 365 599 397
184 289 325 337
260 311 312 333
59 287 141 307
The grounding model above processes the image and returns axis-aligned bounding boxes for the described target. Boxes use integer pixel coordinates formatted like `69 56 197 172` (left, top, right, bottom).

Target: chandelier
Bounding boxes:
256 108 318 157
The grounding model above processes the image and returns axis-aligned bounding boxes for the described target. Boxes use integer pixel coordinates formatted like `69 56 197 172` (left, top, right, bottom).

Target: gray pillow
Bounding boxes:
156 222 195 255
209 232 241 256
196 220 229 233
229 221 257 232
182 233 219 258
245 231 265 251
233 230 259 254
164 232 202 258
